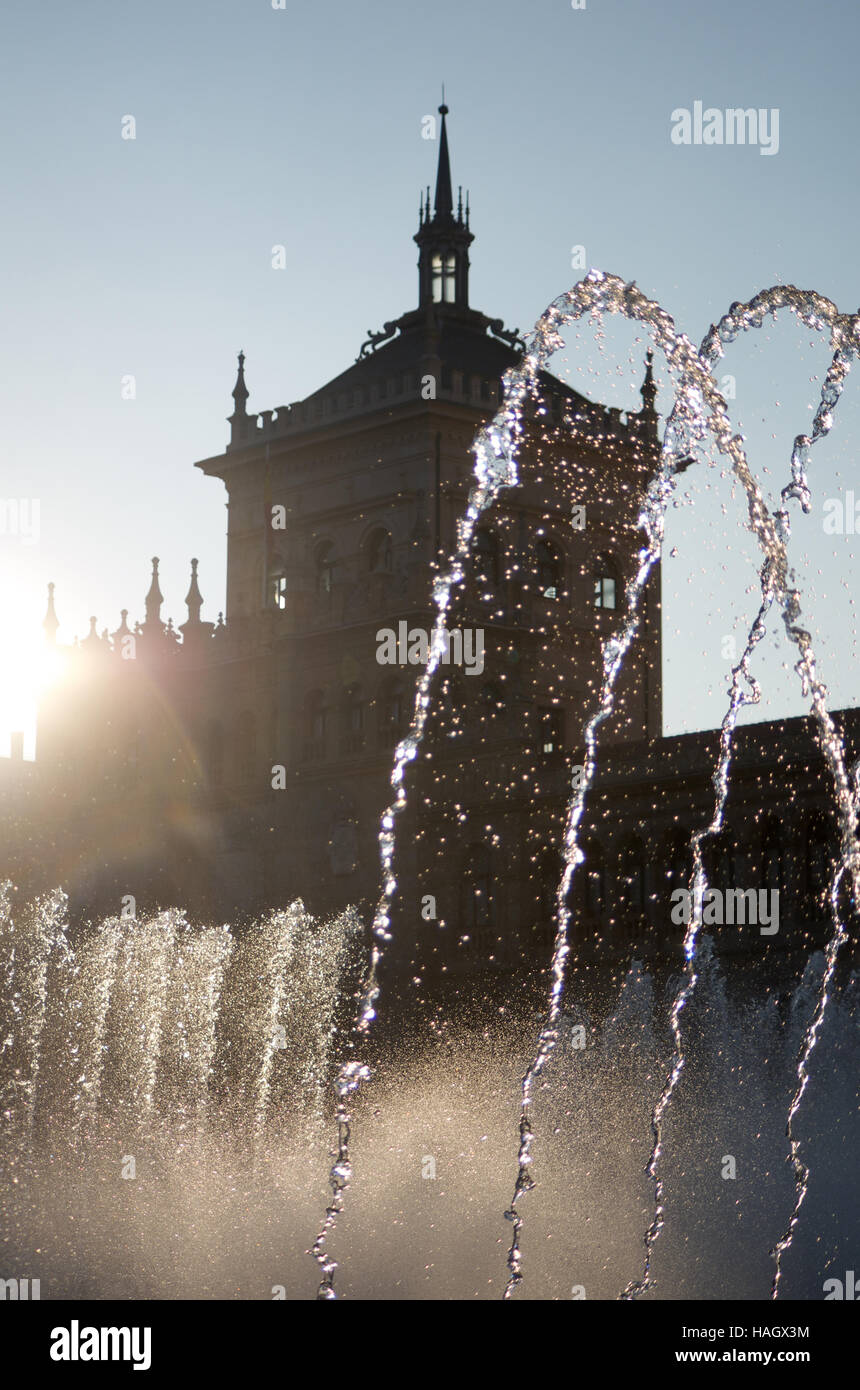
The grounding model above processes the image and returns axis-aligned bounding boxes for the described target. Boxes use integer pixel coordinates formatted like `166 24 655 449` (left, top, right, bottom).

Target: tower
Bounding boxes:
414 103 474 310
192 99 662 937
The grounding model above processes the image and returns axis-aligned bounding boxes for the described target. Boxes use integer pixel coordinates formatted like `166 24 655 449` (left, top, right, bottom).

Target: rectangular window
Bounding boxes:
431 253 457 303
593 576 616 610
540 708 563 754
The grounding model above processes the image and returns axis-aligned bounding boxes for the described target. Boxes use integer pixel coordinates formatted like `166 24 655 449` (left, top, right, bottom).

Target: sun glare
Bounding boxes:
0 617 65 757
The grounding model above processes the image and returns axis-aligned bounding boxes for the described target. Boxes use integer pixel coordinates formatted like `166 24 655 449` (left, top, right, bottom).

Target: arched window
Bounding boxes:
207 721 224 788
343 684 365 753
618 835 647 914
367 529 393 574
269 572 287 610
236 712 256 783
593 555 617 610
431 252 456 304
315 541 335 595
460 844 494 946
305 690 327 761
663 827 690 902
378 676 406 747
474 528 499 585
535 848 560 947
761 816 786 895
536 538 562 600
805 813 831 918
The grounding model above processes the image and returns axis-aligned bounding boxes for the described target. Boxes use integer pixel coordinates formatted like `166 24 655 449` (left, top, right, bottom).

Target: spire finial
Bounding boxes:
180 557 215 645
144 555 164 628
112 608 131 647
640 348 657 412
43 581 59 645
184 556 203 624
231 350 249 418
434 98 453 218
638 349 658 442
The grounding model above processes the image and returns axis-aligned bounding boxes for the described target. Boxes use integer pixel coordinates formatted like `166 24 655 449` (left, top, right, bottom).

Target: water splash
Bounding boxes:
619 582 772 1299
310 345 532 1297
511 278 860 1301
0 891 358 1165
0 884 70 1146
621 289 857 1301
770 839 852 1298
309 272 860 1300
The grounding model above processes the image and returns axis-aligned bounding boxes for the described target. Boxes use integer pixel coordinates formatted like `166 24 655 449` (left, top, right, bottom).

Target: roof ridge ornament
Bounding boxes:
356 319 399 362
488 318 526 353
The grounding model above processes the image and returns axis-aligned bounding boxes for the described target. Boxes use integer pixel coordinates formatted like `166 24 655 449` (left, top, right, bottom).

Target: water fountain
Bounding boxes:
312 273 860 1301
2 275 858 1302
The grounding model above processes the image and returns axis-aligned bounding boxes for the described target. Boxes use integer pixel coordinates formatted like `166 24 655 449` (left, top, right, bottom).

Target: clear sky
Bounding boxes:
2 0 860 753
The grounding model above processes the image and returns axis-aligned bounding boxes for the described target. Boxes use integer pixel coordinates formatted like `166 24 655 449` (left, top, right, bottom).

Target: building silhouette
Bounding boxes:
0 105 851 973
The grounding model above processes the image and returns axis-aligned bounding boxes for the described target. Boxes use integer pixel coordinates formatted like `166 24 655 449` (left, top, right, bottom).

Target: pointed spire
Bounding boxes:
112 608 132 648
144 556 163 628
231 350 249 417
185 558 203 624
180 558 214 646
42 581 59 645
434 102 453 220
637 349 659 443
228 350 252 447
415 98 474 310
640 349 657 412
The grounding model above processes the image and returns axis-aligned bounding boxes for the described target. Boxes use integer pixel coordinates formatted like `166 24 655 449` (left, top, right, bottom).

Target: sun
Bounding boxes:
0 614 66 756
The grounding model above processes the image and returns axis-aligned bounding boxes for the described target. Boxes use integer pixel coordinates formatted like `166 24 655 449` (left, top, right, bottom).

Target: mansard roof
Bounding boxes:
304 304 525 403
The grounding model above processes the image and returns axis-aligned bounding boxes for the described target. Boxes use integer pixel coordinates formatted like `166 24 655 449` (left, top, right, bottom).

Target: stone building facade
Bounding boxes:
0 106 850 974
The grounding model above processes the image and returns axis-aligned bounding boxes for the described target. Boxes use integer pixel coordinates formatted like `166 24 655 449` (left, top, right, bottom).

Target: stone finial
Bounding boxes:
231 351 249 418
184 558 203 624
42 581 59 645
144 556 163 628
